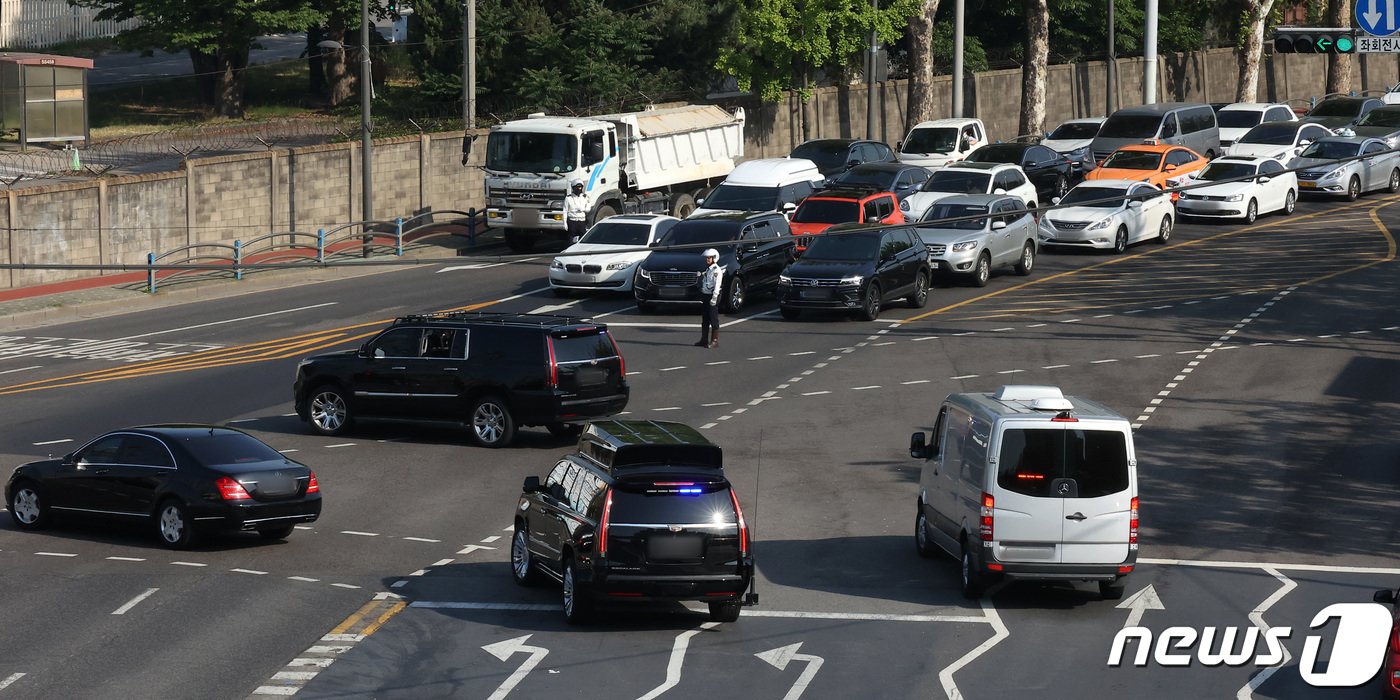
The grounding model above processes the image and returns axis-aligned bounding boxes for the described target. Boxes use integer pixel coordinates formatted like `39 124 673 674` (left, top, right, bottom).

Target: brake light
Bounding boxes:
216 476 251 501
307 472 320 494
607 331 624 377
546 337 559 389
1129 496 1139 545
730 489 749 556
597 489 614 555
979 492 994 541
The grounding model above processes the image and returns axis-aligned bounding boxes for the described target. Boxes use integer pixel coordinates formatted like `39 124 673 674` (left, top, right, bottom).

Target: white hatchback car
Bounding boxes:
1225 121 1332 160
900 162 1039 221
1039 180 1173 254
1176 156 1297 223
1215 102 1297 149
548 214 679 295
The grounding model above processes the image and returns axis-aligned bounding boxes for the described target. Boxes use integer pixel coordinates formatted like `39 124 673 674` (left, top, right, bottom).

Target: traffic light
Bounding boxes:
1274 27 1356 54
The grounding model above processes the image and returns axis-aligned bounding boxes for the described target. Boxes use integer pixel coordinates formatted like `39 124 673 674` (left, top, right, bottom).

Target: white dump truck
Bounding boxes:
481 104 746 252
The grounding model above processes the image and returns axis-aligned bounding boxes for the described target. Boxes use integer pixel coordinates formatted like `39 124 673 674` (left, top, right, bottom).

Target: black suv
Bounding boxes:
790 138 898 179
511 420 755 624
633 211 796 314
778 224 931 321
293 312 629 448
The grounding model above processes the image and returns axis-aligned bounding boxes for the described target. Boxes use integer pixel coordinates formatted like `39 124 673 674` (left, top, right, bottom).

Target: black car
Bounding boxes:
293 312 628 448
825 162 931 201
511 420 755 624
790 138 898 178
963 142 1074 201
777 224 931 321
1300 96 1383 130
5 425 321 549
633 211 796 314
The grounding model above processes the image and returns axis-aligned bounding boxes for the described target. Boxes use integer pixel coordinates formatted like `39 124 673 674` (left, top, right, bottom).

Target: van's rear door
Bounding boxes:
1057 421 1134 565
550 327 625 401
990 424 1066 563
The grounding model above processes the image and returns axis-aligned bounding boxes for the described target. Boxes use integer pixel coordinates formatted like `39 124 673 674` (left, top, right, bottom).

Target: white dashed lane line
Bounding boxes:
0 365 41 375
111 588 159 615
0 674 26 691
31 439 71 446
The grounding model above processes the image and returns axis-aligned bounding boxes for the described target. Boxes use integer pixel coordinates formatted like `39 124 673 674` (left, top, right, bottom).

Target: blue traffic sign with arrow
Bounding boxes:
1358 0 1400 37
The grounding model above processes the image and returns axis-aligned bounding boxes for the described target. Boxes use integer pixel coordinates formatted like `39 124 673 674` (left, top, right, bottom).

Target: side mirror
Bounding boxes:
1299 139 1313 148
866 216 882 224
696 197 705 206
1128 199 1143 208
1051 196 1062 205
896 140 903 151
61 452 75 465
570 236 581 244
357 343 371 358
909 432 927 459
522 476 541 493
781 202 798 215
991 219 1007 230
846 158 862 169
1257 175 1272 183
743 242 759 253
1164 163 1177 172
461 133 476 166
1374 589 1397 605
993 188 1007 195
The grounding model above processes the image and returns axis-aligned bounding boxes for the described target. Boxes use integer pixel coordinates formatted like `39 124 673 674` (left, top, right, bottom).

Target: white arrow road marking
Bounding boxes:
636 622 720 700
754 642 824 700
482 634 549 700
111 587 159 615
0 673 25 691
1236 567 1297 700
1117 584 1165 629
457 544 497 555
528 298 585 314
938 599 1009 700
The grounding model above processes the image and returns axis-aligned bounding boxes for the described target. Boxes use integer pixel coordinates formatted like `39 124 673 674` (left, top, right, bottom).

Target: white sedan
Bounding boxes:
1225 121 1333 160
1038 179 1173 254
900 162 1039 220
1175 156 1297 223
548 214 678 295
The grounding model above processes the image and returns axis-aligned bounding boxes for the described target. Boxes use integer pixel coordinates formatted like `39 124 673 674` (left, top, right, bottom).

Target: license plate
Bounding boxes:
513 209 541 226
800 289 831 300
258 477 296 496
574 366 607 386
647 533 703 561
1299 181 1316 188
656 287 688 299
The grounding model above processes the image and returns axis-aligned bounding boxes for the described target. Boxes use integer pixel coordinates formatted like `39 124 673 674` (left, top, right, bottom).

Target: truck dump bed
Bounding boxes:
595 105 745 191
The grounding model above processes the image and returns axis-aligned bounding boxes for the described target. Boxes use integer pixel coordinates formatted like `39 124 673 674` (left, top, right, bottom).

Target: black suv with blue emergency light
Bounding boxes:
511 420 756 624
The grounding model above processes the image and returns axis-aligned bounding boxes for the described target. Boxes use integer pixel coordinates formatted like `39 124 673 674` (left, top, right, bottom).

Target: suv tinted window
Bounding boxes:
553 331 616 364
996 428 1129 498
610 481 735 524
472 327 543 364
780 182 815 206
373 328 423 358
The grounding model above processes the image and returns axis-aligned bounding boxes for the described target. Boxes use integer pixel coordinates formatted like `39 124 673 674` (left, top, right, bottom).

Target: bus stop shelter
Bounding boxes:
0 53 93 150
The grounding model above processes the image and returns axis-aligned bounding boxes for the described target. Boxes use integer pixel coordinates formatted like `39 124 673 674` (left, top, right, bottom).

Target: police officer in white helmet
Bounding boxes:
695 248 724 348
564 180 589 242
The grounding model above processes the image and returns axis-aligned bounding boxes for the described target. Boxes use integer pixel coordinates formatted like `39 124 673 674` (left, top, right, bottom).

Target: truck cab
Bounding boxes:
897 118 988 170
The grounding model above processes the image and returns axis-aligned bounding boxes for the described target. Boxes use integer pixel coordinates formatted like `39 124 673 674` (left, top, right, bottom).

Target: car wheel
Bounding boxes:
1112 227 1128 255
308 385 353 436
258 525 295 540
546 422 583 438
960 541 985 599
469 395 516 448
906 271 930 308
511 526 540 586
1156 215 1172 244
1390 169 1400 194
7 480 50 530
591 204 618 225
708 600 742 623
562 558 592 625
1054 175 1069 199
856 283 881 321
1100 580 1126 601
1244 199 1257 224
915 507 937 559
156 499 197 550
670 193 697 218
1283 189 1296 215
721 276 746 314
779 306 800 320
970 253 991 286
1014 242 1035 275
1348 176 1361 201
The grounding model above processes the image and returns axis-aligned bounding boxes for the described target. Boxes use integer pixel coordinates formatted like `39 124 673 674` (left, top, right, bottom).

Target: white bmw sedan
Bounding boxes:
549 214 679 295
1175 156 1297 223
1039 180 1173 254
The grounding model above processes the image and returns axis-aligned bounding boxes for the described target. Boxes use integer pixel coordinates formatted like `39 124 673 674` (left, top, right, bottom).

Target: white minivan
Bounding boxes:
691 158 824 218
909 385 1138 599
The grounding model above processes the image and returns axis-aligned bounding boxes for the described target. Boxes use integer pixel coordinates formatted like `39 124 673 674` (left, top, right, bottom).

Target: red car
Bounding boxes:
788 189 903 251
1377 587 1400 697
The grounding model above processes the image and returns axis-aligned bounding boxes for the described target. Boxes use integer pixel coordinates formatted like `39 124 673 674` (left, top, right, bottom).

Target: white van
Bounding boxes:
909 385 1138 599
691 158 824 218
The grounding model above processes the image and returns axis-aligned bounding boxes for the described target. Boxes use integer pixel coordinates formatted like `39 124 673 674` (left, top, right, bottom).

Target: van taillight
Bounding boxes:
979 493 994 541
546 337 559 389
1129 496 1139 544
597 490 614 555
216 476 251 501
730 489 749 556
607 331 624 377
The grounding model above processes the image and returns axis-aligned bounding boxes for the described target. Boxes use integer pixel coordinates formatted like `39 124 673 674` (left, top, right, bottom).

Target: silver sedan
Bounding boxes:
1290 136 1400 199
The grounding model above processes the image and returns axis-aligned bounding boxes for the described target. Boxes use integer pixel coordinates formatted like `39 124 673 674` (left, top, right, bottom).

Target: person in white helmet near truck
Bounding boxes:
564 180 589 242
696 248 723 348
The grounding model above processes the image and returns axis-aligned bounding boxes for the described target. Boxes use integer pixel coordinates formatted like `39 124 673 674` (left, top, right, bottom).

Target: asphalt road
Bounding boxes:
0 193 1398 699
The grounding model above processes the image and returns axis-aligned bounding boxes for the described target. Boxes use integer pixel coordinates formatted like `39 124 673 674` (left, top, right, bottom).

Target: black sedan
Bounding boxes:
5 425 321 549
825 162 931 201
963 142 1075 201
790 138 898 178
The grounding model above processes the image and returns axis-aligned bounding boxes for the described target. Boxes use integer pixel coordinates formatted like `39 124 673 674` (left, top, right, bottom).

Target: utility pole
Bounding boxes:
1106 0 1116 114
463 0 475 128
360 0 373 222
867 0 878 139
952 0 964 118
1143 0 1158 105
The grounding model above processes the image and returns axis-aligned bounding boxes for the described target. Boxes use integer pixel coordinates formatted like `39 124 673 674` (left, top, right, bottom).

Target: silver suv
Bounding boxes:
915 194 1037 287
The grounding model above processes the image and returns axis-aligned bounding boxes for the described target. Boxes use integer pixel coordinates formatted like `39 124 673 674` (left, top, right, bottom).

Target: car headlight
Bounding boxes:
779 274 792 284
1321 168 1342 180
839 275 863 285
899 199 910 211
1067 146 1088 159
547 199 564 209
1225 193 1244 202
1088 218 1111 230
951 240 978 252
605 261 631 271
550 259 565 270
489 197 507 207
637 267 652 280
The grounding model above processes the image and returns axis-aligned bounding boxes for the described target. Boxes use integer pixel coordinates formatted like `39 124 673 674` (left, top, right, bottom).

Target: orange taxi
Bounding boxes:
788 189 904 251
1086 143 1208 200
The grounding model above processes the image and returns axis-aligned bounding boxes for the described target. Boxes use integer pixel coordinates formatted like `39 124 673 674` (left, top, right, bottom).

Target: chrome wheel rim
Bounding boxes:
1160 218 1171 242
914 275 928 304
511 530 530 580
729 280 744 310
961 550 972 589
977 257 989 284
473 402 505 443
563 565 576 616
1055 177 1067 197
1114 230 1126 253
159 505 185 543
1246 201 1256 222
13 488 39 524
1391 172 1398 191
916 513 928 549
1285 191 1295 213
865 287 879 316
1021 246 1034 271
310 392 346 432
1351 178 1360 198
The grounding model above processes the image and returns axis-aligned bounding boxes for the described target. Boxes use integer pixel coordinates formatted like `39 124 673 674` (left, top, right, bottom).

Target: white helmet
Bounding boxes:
703 248 720 258
570 179 584 189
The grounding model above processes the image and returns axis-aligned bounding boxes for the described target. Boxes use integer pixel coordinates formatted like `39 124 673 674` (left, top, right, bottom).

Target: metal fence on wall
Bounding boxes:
0 0 138 49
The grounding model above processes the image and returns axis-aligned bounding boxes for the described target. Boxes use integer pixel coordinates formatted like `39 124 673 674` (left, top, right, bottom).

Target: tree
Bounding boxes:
71 0 321 117
905 0 942 126
1326 0 1352 95
1019 0 1050 137
1235 0 1278 101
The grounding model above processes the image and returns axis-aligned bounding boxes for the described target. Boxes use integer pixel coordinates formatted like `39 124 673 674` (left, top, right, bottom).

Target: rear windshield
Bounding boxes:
1239 123 1298 145
790 142 850 172
702 184 778 211
610 482 736 524
552 331 617 363
924 171 990 193
1309 100 1362 117
1099 114 1162 139
1216 110 1263 129
996 428 1129 498
793 199 859 224
180 432 285 467
579 222 649 246
1048 122 1101 140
